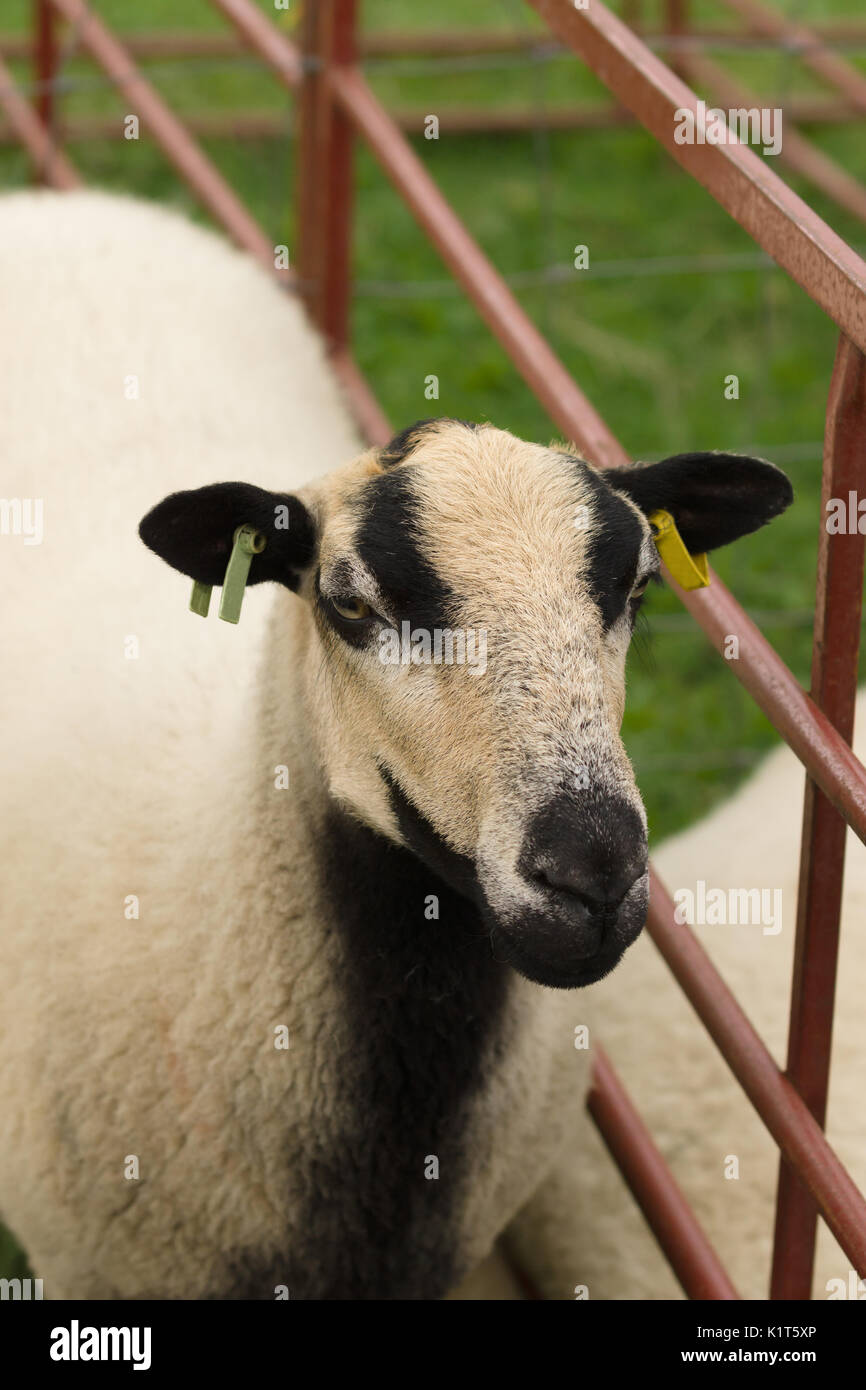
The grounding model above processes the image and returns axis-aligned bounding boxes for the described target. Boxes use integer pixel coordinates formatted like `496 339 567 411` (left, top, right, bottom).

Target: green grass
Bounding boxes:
1 0 865 1279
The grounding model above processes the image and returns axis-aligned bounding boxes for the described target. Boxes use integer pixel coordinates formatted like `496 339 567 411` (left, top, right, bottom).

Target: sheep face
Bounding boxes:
140 418 792 989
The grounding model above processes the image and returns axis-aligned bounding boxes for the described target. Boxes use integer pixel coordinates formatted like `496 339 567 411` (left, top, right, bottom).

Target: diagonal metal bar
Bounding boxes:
527 0 866 353
588 1044 741 1299
646 870 866 1278
684 52 866 228
720 0 866 115
213 0 629 470
0 44 79 188
47 0 278 270
208 0 302 87
327 62 632 470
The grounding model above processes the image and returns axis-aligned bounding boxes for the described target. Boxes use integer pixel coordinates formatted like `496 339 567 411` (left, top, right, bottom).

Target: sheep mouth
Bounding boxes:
487 877 648 989
489 923 637 988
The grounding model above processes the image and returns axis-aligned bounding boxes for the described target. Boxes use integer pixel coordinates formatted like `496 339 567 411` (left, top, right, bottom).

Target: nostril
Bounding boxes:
534 868 602 909
533 858 647 915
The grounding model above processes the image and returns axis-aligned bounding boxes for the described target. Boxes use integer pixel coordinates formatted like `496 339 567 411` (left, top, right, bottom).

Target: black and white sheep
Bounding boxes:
0 191 792 1299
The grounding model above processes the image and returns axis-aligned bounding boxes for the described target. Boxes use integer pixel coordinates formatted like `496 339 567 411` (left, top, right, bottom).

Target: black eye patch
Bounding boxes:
353 469 456 634
578 468 646 632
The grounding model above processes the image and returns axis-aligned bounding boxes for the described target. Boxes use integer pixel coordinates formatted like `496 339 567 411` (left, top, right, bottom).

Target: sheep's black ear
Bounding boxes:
139 482 316 591
607 452 793 554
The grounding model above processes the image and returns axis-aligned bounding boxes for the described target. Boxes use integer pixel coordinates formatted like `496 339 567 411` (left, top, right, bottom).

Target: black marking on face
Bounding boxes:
381 767 481 903
378 417 479 471
579 465 646 633
354 467 457 634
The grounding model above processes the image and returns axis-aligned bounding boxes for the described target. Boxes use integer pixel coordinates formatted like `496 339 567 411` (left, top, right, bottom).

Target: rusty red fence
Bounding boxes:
7 0 866 1300
8 12 866 145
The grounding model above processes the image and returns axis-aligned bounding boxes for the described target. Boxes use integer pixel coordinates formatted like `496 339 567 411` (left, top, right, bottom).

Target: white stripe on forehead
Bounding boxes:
398 428 591 565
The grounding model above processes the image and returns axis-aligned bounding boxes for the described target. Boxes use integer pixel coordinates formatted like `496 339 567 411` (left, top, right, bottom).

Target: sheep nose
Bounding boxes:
537 852 647 916
519 794 648 927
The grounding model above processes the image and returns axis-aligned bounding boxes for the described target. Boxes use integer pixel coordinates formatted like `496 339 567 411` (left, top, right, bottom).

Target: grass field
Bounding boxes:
1 0 865 1282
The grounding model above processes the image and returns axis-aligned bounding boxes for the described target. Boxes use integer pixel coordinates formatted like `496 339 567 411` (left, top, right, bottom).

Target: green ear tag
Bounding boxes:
217 524 267 625
189 581 212 617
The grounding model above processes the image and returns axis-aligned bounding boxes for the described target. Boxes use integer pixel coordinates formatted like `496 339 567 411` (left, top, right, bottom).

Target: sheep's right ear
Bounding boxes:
606 452 793 555
138 482 316 592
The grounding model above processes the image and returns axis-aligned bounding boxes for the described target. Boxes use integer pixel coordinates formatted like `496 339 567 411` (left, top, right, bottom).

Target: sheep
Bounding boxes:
0 188 793 1300
504 690 866 1300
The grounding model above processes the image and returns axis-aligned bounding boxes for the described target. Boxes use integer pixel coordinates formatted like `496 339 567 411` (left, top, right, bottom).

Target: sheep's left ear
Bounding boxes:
607 452 793 554
139 482 316 592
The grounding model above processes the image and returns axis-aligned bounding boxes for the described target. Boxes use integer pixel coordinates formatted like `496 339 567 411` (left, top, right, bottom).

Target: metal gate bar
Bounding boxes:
589 1046 740 1299
33 0 56 129
4 97 863 146
45 0 278 270
295 0 356 351
680 51 866 229
0 43 78 186
719 0 866 116
770 336 866 1298
10 20 866 63
646 871 866 1275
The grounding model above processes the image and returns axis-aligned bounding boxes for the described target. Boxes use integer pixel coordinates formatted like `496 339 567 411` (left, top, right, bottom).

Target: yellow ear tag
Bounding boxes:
648 509 710 590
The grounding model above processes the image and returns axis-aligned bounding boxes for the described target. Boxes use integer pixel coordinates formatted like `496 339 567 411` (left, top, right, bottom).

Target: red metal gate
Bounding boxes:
8 0 866 1300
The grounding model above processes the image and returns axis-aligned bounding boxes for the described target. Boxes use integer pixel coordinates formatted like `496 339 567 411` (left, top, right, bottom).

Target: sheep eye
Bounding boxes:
628 574 654 623
330 595 372 621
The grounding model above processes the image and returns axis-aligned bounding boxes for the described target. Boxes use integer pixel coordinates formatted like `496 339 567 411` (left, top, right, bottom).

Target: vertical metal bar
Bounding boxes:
770 335 866 1299
33 0 57 181
295 2 325 324
34 0 56 127
664 0 688 79
296 0 357 351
